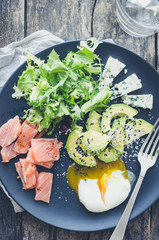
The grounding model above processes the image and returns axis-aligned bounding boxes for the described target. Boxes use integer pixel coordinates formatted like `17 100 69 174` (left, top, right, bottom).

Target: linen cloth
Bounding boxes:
0 30 114 213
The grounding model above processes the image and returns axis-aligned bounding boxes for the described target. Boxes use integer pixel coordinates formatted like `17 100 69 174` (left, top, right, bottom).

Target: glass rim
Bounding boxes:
116 0 159 30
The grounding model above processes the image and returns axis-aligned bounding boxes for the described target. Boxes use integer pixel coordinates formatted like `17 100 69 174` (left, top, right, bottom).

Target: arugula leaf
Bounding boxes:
12 39 109 133
73 47 94 65
81 86 112 113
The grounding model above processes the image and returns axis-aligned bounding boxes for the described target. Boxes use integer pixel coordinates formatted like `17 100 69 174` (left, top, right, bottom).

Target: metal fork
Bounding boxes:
109 118 159 240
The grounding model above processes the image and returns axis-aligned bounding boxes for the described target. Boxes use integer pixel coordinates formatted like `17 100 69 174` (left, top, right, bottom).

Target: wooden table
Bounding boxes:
0 1 159 239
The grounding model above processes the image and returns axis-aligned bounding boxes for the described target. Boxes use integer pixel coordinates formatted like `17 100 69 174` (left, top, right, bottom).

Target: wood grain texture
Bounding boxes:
0 0 159 239
0 188 23 240
156 34 159 70
26 0 94 40
0 0 24 47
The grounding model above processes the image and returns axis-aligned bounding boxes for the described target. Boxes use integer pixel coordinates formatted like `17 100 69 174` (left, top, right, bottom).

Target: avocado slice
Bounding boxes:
86 111 102 133
97 146 120 163
112 117 127 129
81 130 111 152
97 117 126 163
76 136 93 155
111 117 126 154
125 118 153 145
66 125 97 167
101 104 138 133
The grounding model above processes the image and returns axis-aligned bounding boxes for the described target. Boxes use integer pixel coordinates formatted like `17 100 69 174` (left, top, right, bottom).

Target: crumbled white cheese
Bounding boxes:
99 57 126 89
110 74 142 100
122 94 153 109
124 69 128 74
125 128 147 145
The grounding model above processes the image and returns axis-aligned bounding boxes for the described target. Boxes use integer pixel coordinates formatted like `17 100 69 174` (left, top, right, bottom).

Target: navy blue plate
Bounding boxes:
0 41 158 231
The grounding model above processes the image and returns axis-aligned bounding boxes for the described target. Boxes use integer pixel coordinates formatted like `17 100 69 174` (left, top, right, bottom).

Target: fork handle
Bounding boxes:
109 170 146 240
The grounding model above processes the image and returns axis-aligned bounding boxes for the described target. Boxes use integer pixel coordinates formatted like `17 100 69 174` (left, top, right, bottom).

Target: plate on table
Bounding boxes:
0 41 158 232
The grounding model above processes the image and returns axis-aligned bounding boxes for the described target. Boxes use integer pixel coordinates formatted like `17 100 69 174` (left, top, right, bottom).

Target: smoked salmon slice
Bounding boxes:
0 116 22 147
13 120 38 154
26 148 54 169
15 161 25 188
1 142 19 162
35 172 53 203
31 138 63 163
15 159 37 189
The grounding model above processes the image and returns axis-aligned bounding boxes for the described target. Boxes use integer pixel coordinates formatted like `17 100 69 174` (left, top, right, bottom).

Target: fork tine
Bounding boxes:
139 118 159 154
154 146 159 160
150 134 159 158
145 126 159 155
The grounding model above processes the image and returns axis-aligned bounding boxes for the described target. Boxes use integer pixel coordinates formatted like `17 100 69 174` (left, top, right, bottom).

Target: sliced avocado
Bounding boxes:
101 104 138 133
97 117 126 163
125 118 153 144
112 117 127 129
81 130 111 152
86 111 102 133
111 117 126 154
66 126 96 167
97 146 120 163
76 136 93 155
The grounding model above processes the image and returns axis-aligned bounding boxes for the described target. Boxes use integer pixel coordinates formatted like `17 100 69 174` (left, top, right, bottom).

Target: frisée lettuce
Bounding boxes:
12 39 111 133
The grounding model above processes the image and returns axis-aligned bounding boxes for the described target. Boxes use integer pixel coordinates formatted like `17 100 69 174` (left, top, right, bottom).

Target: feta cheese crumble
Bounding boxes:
110 74 142 100
99 57 126 89
122 94 153 109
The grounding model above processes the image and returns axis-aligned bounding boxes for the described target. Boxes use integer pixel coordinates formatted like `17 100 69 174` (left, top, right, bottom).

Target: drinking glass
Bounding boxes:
116 0 159 37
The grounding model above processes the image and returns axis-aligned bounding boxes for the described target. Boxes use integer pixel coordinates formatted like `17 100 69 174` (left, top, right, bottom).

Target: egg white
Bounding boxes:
78 170 131 213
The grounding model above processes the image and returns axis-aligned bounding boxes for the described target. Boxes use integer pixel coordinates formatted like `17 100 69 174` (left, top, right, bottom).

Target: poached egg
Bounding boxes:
67 158 131 213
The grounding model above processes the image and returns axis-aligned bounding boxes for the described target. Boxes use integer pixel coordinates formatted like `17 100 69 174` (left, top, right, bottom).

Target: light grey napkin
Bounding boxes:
0 30 114 213
0 30 64 212
0 30 64 88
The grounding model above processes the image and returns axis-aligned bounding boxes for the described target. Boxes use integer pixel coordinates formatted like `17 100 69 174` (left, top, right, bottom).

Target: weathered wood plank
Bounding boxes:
126 209 151 240
55 229 88 240
0 1 24 239
21 212 51 240
156 33 159 71
0 0 24 47
0 187 23 240
26 0 94 40
150 199 159 240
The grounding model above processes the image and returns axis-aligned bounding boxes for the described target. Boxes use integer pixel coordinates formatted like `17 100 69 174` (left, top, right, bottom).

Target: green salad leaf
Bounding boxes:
12 40 111 133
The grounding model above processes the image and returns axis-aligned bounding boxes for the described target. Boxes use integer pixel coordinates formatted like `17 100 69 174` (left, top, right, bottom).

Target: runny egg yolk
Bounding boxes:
66 158 128 201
